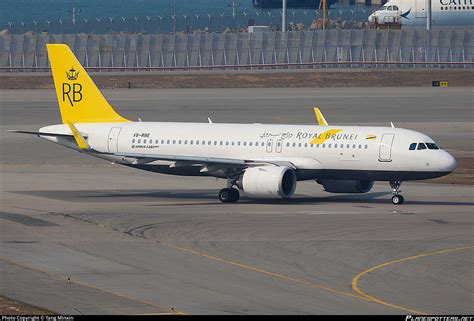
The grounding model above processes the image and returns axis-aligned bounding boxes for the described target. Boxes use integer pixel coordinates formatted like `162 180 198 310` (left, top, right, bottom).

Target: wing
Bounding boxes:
115 152 246 166
114 152 298 174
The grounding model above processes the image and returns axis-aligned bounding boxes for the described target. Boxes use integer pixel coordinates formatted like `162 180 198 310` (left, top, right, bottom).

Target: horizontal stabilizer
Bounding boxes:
6 130 77 138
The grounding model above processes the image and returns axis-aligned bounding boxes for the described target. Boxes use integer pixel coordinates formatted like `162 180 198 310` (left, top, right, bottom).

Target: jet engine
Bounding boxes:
317 179 374 193
239 166 297 199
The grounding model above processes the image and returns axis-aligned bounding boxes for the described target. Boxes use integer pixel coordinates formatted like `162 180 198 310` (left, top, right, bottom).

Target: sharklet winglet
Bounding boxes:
66 122 91 150
314 107 328 126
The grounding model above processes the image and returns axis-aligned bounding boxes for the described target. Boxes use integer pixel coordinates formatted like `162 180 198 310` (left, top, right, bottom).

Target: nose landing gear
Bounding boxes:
390 180 404 205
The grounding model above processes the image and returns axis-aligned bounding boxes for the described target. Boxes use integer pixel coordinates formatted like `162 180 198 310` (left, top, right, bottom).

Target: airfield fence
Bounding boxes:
1 29 473 70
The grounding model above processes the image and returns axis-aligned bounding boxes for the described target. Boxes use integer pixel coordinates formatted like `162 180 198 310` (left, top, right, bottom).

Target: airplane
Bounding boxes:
9 44 457 205
368 0 474 26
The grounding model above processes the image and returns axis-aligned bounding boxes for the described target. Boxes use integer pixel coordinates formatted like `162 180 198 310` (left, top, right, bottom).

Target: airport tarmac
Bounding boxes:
0 87 473 314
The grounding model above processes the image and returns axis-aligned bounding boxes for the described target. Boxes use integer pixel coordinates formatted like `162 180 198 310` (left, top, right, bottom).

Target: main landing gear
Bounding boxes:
218 178 240 203
390 180 404 205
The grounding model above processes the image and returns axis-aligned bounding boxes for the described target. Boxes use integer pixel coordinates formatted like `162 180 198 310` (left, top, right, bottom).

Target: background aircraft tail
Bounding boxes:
47 44 129 124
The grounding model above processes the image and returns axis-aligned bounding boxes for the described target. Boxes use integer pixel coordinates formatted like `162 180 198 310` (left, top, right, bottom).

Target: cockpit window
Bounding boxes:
417 143 427 150
387 5 393 10
426 143 440 150
409 143 417 150
380 5 389 10
392 5 399 10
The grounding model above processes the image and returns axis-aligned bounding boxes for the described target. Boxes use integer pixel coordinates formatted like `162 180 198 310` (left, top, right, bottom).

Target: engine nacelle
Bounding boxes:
239 166 297 199
317 179 374 194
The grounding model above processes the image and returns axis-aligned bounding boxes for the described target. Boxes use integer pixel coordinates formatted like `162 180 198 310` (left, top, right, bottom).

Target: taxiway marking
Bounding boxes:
351 245 474 315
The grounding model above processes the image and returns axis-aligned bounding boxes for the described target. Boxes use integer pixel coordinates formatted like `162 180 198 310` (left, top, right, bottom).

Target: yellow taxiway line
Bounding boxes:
351 245 474 315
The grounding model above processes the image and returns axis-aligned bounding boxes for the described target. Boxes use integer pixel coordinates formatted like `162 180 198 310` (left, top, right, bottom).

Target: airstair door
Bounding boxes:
379 133 395 162
107 127 122 153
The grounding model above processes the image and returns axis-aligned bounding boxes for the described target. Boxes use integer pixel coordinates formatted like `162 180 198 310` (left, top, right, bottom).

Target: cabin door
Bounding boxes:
379 133 395 162
107 127 122 153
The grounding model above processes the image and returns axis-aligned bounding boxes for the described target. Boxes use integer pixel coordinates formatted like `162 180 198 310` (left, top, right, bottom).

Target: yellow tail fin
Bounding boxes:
47 44 130 123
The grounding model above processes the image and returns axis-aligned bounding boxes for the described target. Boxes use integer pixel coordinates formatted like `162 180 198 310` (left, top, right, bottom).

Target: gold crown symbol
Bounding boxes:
66 67 79 81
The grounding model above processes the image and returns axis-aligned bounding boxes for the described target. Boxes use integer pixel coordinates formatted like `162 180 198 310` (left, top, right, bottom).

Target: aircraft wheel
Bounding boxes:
230 188 240 202
391 195 404 205
219 188 233 203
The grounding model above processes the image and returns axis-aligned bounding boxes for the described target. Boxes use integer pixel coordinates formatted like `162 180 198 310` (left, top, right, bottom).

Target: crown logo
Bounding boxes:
66 67 79 81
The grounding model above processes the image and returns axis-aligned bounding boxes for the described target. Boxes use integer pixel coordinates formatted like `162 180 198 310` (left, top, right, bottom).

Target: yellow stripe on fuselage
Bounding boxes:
309 129 342 145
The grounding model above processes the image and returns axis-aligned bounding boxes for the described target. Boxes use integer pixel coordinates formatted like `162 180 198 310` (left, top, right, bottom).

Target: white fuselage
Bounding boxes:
39 122 457 182
368 0 474 26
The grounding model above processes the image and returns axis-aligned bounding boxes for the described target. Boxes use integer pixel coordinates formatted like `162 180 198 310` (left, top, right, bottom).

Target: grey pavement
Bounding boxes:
0 87 472 314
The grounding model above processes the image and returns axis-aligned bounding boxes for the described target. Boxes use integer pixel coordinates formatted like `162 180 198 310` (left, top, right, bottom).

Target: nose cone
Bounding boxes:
438 151 457 173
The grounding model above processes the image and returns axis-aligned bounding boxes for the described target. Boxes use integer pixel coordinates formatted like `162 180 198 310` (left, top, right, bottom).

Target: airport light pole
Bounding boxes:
173 0 176 32
426 0 432 64
426 0 431 30
282 0 287 32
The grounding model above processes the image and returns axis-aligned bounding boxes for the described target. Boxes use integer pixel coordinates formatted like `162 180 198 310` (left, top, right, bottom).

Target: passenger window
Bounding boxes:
214 141 217 145
426 143 440 150
417 143 427 150
138 139 141 143
184 140 187 145
409 143 417 150
364 145 368 149
208 140 212 145
237 142 241 146
298 143 302 147
322 144 325 148
286 142 290 147
226 141 229 146
190 140 194 145
161 139 164 144
328 144 331 148
166 140 170 144
220 141 223 145
348 144 351 148
243 142 247 146
249 142 253 146
156 139 159 144
358 144 362 149
132 139 135 143
304 143 308 148
292 143 296 147
232 141 235 146
196 140 199 145
173 140 176 144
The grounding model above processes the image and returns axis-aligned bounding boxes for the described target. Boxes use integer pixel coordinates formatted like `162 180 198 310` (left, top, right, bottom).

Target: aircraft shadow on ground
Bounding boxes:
11 190 474 206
